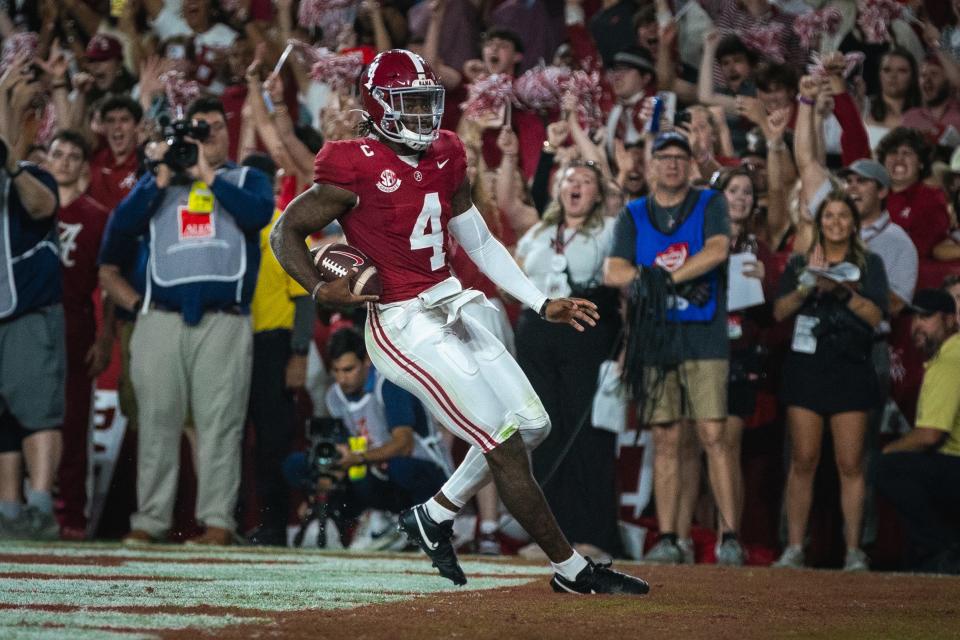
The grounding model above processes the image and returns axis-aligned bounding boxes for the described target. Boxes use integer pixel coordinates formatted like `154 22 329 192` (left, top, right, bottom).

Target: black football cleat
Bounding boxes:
398 505 467 586
550 557 650 595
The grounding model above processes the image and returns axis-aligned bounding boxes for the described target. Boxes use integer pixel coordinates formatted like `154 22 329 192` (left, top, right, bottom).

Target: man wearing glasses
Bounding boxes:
604 131 741 565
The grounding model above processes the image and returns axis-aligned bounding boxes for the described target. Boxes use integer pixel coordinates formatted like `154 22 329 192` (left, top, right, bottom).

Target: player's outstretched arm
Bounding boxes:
448 178 599 331
271 182 379 307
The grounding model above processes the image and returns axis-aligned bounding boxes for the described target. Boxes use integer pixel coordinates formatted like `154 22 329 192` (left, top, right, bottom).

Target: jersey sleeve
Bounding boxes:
313 141 358 193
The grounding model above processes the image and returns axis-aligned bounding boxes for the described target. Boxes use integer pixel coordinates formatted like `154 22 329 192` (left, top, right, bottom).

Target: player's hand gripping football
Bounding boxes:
543 298 599 332
313 269 380 307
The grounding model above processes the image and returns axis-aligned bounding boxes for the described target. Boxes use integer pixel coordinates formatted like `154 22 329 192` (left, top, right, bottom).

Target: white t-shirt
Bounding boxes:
516 217 616 299
149 0 192 40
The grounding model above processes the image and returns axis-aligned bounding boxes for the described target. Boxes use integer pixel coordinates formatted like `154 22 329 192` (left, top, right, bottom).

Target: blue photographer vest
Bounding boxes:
0 168 61 319
629 188 719 323
145 167 247 306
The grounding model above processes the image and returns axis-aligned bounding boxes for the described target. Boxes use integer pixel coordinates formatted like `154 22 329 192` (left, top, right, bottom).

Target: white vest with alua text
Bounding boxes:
148 167 248 299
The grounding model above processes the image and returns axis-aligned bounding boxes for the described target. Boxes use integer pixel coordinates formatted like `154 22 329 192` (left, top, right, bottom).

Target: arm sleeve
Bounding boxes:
609 208 638 262
381 379 417 430
448 205 548 312
832 92 871 165
210 167 275 232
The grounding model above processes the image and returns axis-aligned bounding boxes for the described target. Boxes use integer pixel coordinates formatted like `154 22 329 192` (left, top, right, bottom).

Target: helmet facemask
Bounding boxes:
369 85 445 151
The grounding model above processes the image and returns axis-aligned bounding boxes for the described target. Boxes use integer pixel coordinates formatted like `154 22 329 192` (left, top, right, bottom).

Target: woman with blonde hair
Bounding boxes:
514 159 623 556
772 191 889 571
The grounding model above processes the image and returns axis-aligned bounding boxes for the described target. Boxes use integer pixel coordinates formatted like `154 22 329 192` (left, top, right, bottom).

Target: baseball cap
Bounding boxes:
838 159 891 189
85 34 123 63
906 289 957 316
652 131 692 156
609 46 656 76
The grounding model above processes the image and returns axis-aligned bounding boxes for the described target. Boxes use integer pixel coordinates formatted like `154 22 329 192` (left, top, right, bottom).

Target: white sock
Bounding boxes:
479 520 498 536
423 498 457 523
551 551 589 581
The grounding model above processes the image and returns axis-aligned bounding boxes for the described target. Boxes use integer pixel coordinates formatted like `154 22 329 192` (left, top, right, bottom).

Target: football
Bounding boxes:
312 243 383 297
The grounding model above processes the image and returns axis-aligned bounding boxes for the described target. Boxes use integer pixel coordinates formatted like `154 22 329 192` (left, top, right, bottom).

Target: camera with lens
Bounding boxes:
161 118 210 173
306 417 349 480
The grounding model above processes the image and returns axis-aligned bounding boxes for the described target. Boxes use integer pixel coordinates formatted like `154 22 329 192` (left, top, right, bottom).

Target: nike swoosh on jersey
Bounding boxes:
414 509 439 550
437 159 449 169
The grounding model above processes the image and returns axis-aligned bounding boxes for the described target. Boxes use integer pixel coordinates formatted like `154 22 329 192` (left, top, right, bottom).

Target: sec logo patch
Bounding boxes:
376 169 401 193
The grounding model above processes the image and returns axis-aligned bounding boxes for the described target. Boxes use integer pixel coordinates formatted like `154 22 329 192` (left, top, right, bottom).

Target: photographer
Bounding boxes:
772 191 887 571
603 131 741 565
0 124 62 541
98 96 273 546
283 328 448 547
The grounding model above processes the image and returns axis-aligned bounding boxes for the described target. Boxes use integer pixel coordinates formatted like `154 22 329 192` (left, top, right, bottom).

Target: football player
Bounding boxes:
271 49 648 595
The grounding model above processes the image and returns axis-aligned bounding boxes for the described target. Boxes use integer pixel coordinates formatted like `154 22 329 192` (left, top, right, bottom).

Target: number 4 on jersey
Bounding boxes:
410 192 446 271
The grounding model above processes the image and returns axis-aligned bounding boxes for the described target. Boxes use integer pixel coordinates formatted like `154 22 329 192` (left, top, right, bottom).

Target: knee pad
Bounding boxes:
510 400 551 450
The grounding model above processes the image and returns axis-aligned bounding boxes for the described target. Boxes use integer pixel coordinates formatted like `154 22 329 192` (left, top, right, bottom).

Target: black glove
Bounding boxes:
675 280 712 306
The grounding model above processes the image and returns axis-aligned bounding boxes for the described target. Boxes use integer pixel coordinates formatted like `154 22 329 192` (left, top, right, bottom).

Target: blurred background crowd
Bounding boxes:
1 0 959 575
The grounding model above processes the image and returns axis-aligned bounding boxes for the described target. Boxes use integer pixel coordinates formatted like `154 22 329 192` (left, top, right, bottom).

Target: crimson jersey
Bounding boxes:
58 193 109 313
313 130 468 303
88 146 139 211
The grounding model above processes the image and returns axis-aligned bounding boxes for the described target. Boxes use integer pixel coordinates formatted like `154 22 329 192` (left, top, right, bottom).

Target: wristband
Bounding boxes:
797 96 816 106
538 298 552 320
311 281 324 300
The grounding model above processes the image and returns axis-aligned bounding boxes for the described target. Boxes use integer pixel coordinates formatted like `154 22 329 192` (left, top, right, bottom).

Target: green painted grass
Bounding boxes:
0 542 542 638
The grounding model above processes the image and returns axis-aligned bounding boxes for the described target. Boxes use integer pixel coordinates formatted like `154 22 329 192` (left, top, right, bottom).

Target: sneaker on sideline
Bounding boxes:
772 545 805 569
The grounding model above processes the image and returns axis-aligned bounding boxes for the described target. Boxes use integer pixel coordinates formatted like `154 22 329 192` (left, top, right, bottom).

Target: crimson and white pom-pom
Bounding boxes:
36 102 57 147
308 48 364 92
739 24 785 64
856 0 903 44
562 70 603 130
793 8 842 50
807 51 866 79
514 65 569 112
219 0 244 12
297 0 357 28
160 70 201 112
0 31 38 75
460 74 516 120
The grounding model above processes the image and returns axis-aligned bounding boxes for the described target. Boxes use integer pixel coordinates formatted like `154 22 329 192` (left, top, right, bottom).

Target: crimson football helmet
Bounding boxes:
360 49 445 151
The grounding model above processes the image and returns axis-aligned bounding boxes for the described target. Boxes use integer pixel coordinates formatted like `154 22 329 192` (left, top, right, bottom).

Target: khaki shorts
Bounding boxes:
641 359 728 424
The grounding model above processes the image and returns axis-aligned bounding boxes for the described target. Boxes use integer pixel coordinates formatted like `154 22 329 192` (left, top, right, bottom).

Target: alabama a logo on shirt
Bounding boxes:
376 169 401 193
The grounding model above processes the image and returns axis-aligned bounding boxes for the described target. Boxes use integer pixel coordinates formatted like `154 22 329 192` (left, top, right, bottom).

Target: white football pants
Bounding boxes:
366 288 550 509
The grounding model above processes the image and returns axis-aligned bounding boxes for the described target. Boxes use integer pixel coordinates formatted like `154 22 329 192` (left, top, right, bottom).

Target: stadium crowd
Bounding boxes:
1 0 959 575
